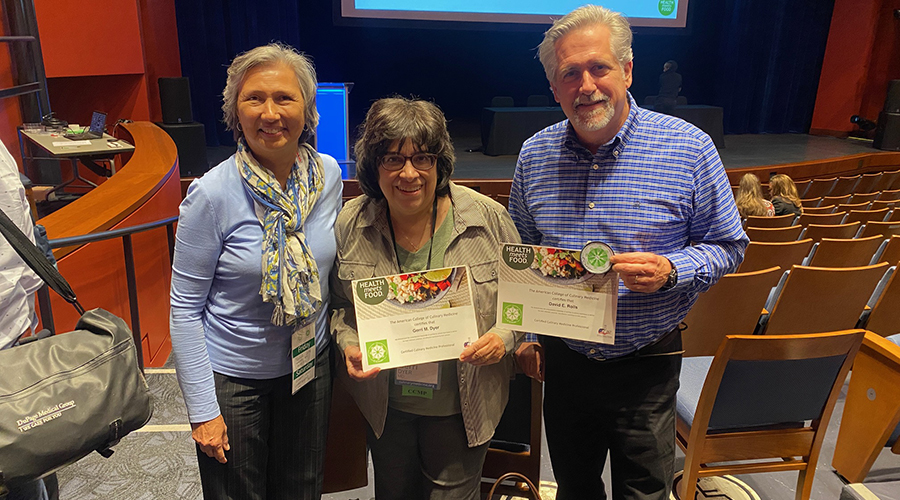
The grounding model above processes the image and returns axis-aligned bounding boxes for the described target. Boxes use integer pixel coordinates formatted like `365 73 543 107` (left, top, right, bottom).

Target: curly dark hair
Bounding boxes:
354 97 455 199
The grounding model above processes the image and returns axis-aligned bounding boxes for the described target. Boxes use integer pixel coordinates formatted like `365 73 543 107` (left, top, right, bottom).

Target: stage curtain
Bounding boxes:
712 0 835 134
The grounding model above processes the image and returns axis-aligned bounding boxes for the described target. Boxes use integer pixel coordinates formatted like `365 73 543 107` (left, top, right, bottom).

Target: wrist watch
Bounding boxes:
660 261 677 291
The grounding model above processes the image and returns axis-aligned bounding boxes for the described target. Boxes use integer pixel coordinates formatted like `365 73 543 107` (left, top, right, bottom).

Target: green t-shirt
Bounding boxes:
388 203 461 416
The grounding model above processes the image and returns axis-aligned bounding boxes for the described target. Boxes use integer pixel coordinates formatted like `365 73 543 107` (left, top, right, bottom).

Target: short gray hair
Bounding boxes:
222 42 318 141
538 5 634 82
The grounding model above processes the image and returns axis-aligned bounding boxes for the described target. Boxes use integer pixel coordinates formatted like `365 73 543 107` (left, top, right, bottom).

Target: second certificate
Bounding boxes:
352 266 478 371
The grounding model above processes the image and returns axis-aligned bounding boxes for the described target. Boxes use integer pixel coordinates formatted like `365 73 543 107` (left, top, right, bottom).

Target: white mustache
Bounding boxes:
574 92 610 107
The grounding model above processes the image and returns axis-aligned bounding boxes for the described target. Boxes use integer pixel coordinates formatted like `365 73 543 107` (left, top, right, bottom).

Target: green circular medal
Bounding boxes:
581 241 614 274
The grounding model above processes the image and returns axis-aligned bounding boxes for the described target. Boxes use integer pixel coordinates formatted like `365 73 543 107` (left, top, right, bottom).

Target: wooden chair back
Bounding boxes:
849 192 881 204
830 175 861 197
744 214 795 228
836 202 871 212
764 263 888 335
803 221 860 242
869 199 898 211
822 194 852 207
802 205 836 214
745 225 803 242
860 221 900 239
800 197 822 208
794 179 812 197
796 212 847 227
844 208 891 226
832 333 900 482
879 188 900 201
874 170 900 192
803 177 837 198
854 173 882 195
807 235 884 268
891 209 900 222
873 235 900 266
681 267 782 357
865 268 900 336
677 331 865 500
738 239 814 273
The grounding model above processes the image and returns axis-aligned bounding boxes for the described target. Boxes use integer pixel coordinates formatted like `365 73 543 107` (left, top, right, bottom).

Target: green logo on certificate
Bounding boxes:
502 244 535 270
658 0 675 16
366 340 390 364
501 302 524 325
356 278 388 305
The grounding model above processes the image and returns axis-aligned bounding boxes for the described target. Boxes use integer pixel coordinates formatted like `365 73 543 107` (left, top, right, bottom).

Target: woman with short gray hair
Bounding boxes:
170 42 342 499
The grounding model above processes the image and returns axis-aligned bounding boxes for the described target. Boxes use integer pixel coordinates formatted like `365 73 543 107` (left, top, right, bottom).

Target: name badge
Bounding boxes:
395 362 440 389
291 323 316 395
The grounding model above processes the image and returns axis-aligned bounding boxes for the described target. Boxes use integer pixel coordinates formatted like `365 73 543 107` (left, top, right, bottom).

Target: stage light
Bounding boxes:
851 115 877 131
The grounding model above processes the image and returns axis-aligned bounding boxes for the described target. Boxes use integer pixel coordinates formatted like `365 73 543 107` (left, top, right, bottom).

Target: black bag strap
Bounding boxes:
0 207 84 315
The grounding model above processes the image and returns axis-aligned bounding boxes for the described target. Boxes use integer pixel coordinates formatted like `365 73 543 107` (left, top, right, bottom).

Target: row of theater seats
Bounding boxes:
676 167 900 498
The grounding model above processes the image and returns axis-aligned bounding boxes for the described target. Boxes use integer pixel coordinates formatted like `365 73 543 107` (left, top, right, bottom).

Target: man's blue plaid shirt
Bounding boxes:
509 93 748 360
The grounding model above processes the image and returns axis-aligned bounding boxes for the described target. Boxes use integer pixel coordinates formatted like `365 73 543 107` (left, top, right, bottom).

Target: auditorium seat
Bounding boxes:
832 333 900 483
854 173 882 195
738 239 814 273
849 192 881 205
830 175 861 197
821 194 852 207
681 267 782 357
803 177 837 198
675 331 863 500
869 199 898 211
836 202 872 212
761 263 888 335
796 212 847 227
745 225 803 242
879 188 900 201
805 235 883 268
800 197 822 208
873 169 900 192
490 96 515 107
844 207 891 225
859 221 900 239
802 221 860 242
871 235 900 266
745 214 795 228
794 179 812 197
802 205 836 214
860 268 900 337
525 94 550 107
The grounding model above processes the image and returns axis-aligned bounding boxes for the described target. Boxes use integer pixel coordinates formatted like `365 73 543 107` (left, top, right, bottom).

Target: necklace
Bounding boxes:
387 197 438 273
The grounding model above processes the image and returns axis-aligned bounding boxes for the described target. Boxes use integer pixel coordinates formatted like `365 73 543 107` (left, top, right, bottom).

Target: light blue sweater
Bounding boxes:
170 153 342 422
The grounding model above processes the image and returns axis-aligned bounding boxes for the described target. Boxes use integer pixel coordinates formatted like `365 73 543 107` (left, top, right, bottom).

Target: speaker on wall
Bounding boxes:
159 77 193 124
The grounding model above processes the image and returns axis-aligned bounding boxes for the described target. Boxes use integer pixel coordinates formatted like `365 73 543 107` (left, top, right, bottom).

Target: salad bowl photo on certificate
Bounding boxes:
529 247 591 285
385 268 458 310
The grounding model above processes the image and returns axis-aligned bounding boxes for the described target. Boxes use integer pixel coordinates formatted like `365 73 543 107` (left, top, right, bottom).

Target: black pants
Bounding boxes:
541 331 682 500
197 343 333 500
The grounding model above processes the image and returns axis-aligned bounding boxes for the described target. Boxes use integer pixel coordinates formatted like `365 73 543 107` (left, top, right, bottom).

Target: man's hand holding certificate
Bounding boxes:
352 266 479 371
497 243 617 344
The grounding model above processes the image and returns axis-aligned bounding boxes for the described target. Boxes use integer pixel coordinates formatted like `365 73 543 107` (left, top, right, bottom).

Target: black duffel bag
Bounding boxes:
0 208 152 493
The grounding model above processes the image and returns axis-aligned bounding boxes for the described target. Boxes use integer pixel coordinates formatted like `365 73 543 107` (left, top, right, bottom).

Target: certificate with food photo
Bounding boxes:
352 266 479 371
496 243 617 344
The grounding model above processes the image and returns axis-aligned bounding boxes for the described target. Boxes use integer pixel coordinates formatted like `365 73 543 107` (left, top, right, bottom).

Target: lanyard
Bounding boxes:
386 196 438 273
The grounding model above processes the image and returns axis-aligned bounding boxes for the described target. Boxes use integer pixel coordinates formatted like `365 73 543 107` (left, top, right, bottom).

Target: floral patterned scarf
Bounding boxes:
236 139 325 326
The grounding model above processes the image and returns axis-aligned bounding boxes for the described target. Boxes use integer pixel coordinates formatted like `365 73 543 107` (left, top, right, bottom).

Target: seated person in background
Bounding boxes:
735 173 774 218
656 59 682 115
769 173 803 216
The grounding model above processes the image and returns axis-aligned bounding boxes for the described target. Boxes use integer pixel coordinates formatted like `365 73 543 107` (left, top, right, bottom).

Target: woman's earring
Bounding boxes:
237 123 243 132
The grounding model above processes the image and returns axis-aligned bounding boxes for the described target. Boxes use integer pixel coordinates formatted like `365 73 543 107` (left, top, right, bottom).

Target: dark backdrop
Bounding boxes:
173 0 835 147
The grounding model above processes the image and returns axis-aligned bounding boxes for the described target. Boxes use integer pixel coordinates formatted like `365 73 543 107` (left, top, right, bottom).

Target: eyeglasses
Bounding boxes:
379 153 437 171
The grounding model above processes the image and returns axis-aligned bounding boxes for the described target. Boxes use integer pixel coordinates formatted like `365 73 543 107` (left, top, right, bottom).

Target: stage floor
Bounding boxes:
205 133 880 181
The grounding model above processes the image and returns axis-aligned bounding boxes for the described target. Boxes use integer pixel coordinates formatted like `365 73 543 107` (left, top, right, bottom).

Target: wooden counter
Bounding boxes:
38 122 181 366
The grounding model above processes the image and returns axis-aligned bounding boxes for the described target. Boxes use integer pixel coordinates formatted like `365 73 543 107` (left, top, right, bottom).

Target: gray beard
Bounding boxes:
572 102 615 132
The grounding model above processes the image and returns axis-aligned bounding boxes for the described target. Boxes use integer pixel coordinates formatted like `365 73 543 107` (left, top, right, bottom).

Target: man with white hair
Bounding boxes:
510 5 747 499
